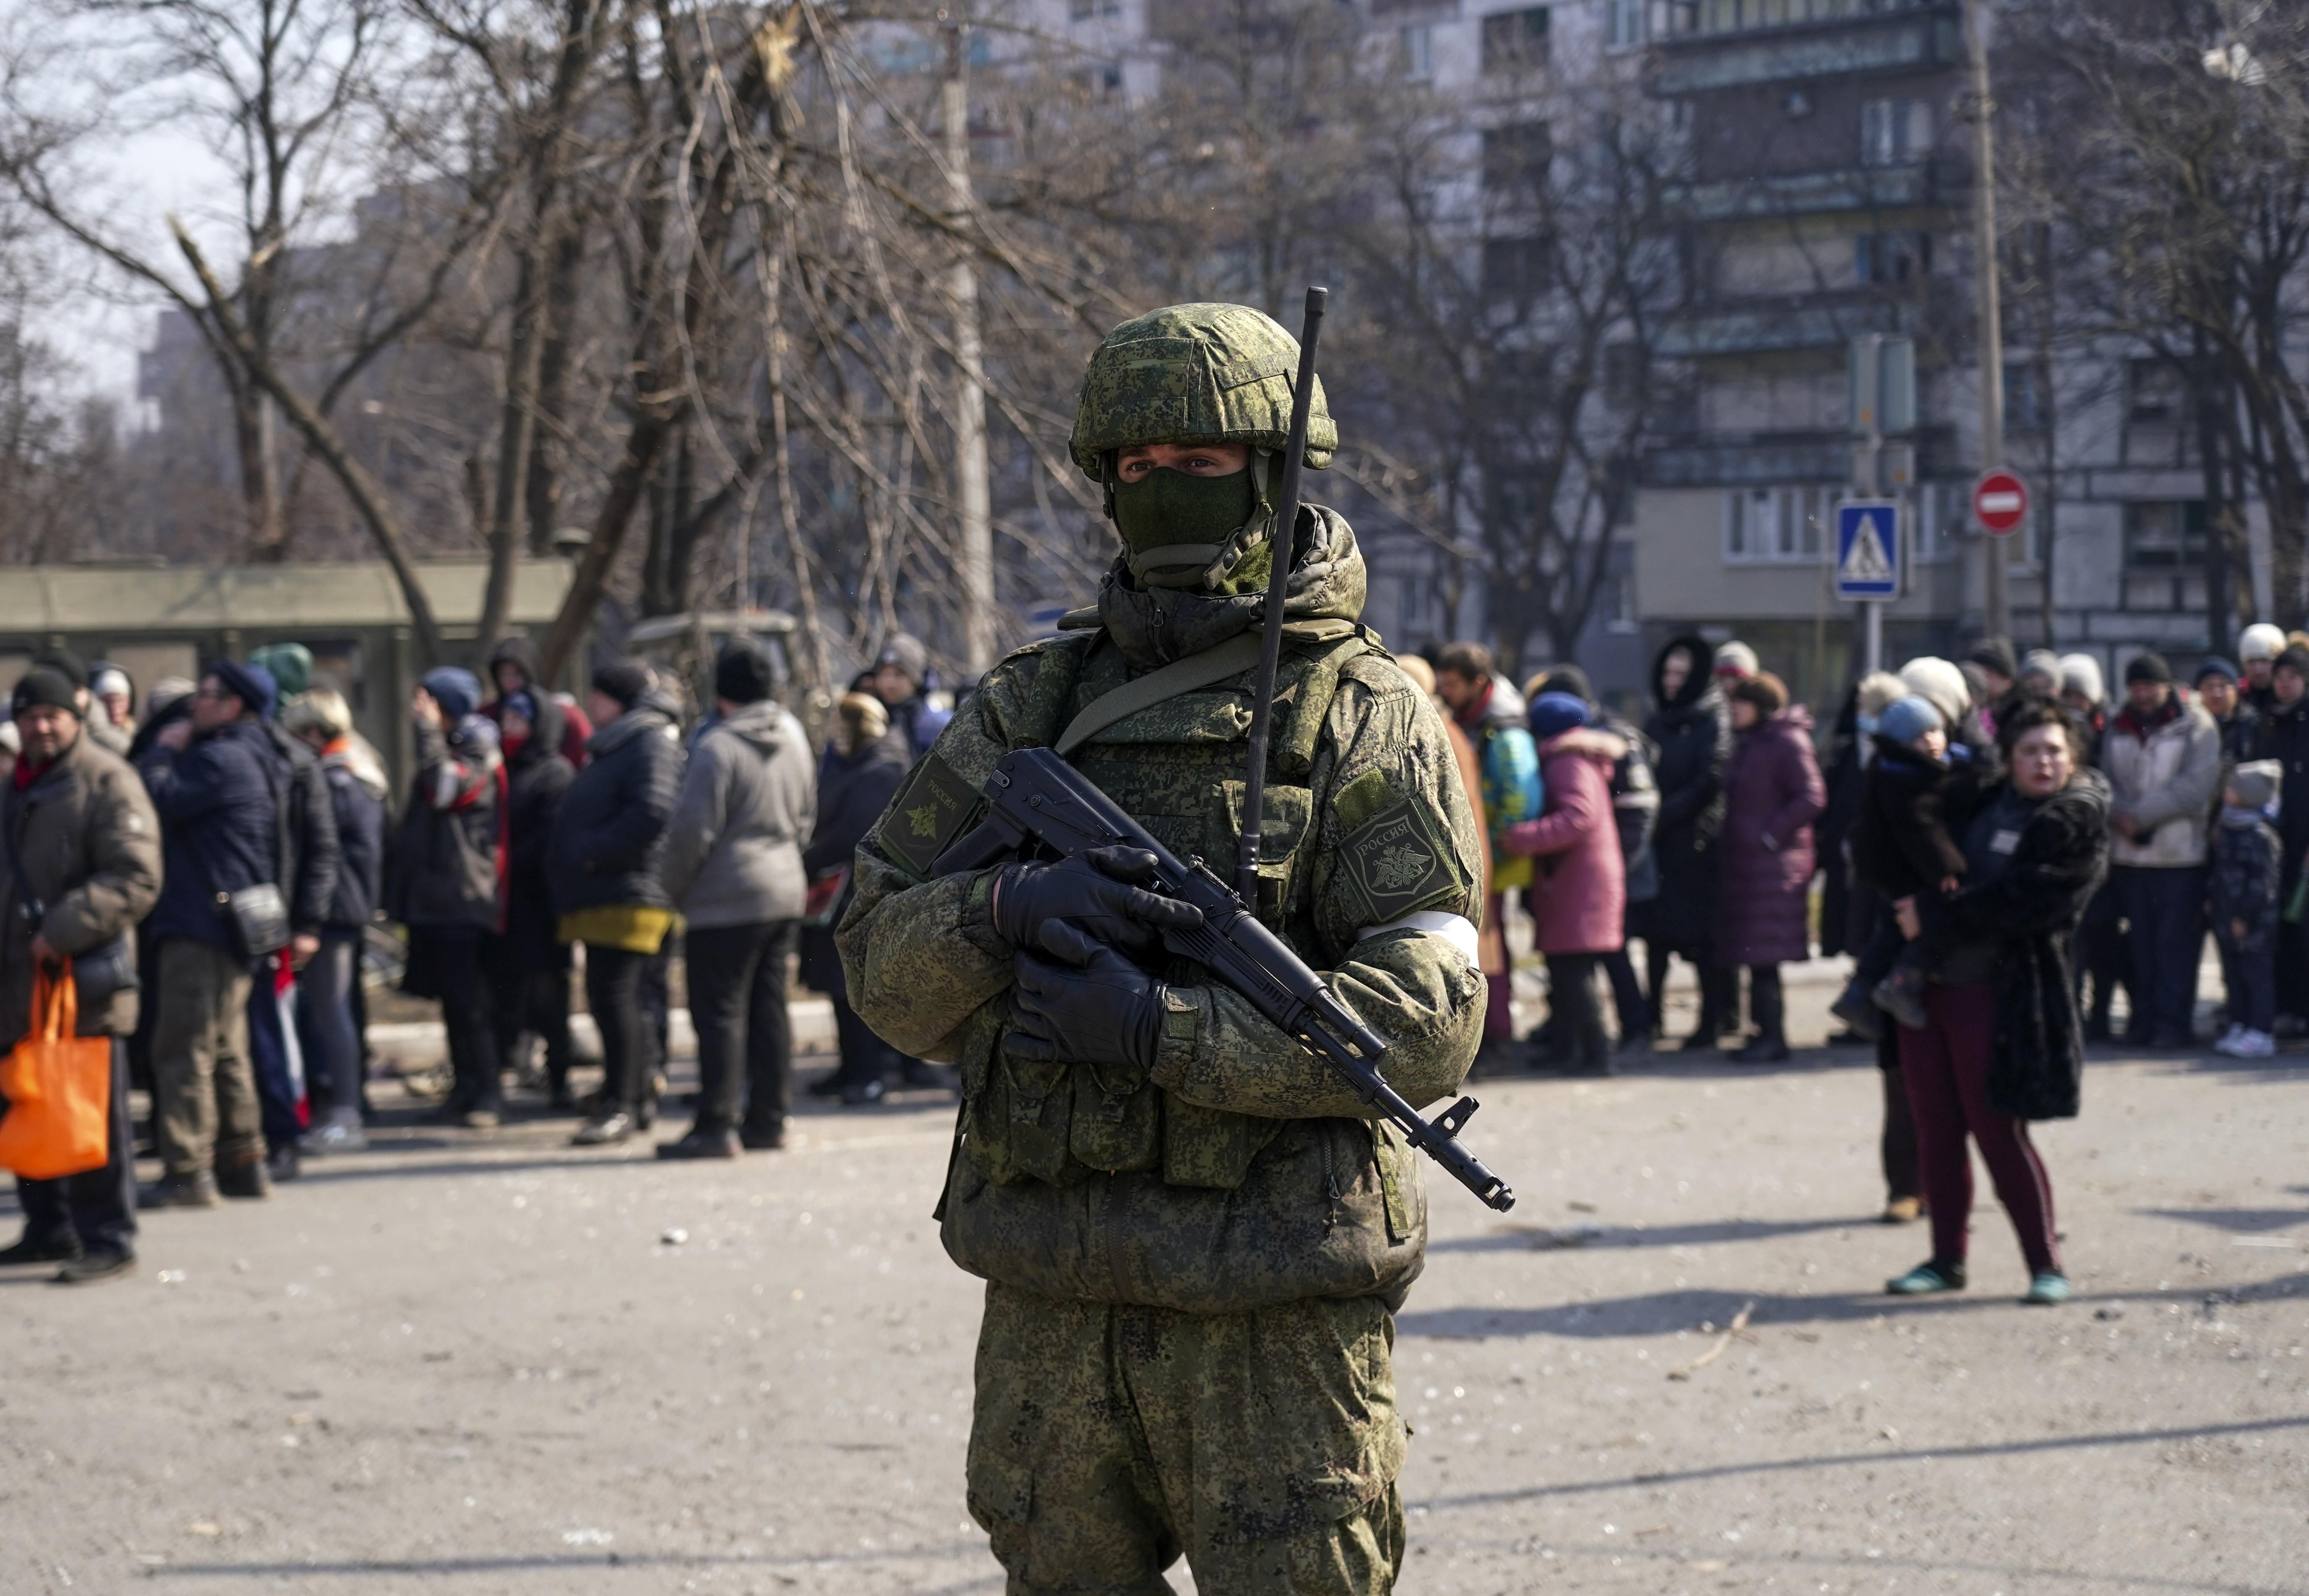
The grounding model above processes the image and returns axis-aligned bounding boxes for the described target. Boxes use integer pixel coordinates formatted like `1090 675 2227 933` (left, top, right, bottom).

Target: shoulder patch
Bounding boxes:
877 753 982 876
1340 797 1462 924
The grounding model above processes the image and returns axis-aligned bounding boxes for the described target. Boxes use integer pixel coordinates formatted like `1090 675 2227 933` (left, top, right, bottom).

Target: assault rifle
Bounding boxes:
931 745 1517 1213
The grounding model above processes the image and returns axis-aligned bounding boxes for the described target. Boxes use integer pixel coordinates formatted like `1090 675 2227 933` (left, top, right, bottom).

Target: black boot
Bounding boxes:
0 1228 81 1267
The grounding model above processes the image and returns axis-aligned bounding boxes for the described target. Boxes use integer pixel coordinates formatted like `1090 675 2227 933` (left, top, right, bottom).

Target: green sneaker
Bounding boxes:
1885 1261 1966 1295
2022 1272 2071 1305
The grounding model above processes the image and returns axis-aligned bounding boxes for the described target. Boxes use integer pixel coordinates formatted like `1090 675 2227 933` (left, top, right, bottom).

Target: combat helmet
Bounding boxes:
1068 302 1336 480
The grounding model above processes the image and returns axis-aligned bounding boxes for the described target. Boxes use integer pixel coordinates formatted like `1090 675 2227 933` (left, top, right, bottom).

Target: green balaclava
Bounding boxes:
1110 453 1270 592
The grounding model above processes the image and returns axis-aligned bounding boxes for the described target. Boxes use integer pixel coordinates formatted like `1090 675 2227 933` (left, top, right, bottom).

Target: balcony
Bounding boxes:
1649 9 1960 95
1670 152 1965 221
1656 300 1904 357
1645 423 1960 488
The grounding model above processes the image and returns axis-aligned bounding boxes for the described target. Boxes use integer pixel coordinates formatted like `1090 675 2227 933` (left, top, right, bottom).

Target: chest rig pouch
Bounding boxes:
960 627 1371 1192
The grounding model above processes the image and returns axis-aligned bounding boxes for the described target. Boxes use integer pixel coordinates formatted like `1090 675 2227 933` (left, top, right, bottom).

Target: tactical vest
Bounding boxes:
958 623 1382 1195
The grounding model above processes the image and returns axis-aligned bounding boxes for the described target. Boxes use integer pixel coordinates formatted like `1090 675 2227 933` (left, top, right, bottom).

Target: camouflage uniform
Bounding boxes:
838 304 1486 1595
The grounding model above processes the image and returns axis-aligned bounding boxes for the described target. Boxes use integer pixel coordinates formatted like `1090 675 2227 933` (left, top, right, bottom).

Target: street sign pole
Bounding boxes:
1964 0 2010 641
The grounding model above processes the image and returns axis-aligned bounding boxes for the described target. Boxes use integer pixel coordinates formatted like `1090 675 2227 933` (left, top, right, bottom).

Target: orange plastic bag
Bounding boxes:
0 963 111 1179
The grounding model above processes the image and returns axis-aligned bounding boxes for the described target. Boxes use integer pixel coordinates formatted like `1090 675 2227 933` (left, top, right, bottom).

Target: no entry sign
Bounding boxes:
1974 469 2030 537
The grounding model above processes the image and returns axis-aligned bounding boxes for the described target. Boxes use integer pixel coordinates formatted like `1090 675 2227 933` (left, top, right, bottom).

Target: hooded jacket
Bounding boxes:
1502 727 1627 955
495 693 575 963
548 687 686 916
1639 633 1730 947
1 729 161 1046
661 699 817 928
388 716 504 932
483 635 594 770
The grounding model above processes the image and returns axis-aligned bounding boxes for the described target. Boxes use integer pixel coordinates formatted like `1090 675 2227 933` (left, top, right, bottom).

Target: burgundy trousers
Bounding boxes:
1896 982 2062 1276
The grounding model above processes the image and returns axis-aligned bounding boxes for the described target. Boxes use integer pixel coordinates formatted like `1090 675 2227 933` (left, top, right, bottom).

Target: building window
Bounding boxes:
1723 485 1832 564
1482 236 1552 306
2127 358 2187 427
1606 0 1647 49
1481 122 1553 199
1861 98 1935 166
2124 500 2208 569
1069 0 1121 16
1856 231 1932 285
2005 363 2049 433
1400 24 1434 79
1482 7 1551 73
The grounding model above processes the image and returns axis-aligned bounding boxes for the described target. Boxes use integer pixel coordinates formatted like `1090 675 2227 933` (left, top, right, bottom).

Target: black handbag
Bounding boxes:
3 792 141 1006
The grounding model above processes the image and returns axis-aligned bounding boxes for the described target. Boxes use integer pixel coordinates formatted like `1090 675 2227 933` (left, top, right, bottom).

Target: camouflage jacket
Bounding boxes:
837 509 1486 1314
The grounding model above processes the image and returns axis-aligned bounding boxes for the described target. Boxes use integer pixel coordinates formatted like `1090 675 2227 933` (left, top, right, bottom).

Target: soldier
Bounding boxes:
837 303 1487 1593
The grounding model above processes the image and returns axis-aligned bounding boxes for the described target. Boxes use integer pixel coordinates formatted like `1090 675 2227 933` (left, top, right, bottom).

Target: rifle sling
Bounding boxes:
1052 633 1266 758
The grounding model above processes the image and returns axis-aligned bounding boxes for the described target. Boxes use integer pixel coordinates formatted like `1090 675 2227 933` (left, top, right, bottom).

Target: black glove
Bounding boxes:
1005 920 1167 1074
991 846 1203 958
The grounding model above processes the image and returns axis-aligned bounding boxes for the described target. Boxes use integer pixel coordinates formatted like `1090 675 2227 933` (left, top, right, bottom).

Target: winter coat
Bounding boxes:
547 689 685 916
317 738 389 932
2211 704 2260 767
262 720 340 937
799 724 912 995
1934 769 2111 1119
661 701 817 929
1714 704 1825 967
1638 633 1731 949
2100 696 2222 868
497 695 575 967
388 718 505 932
139 717 283 955
483 635 594 769
0 729 161 1046
2209 810 2282 952
1851 738 1969 902
1501 728 1627 955
1816 688 1866 958
1456 679 1540 891
2252 693 2309 876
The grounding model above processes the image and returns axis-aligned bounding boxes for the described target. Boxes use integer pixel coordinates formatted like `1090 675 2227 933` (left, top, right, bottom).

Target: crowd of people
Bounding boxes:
3 610 2293 1303
0 634 956 1284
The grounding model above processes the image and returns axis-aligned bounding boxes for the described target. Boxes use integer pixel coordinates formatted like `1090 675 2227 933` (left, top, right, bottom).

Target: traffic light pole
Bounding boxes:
1965 0 2010 640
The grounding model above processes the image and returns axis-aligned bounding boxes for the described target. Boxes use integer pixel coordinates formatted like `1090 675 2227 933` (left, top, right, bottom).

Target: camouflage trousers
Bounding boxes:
967 1279 1408 1596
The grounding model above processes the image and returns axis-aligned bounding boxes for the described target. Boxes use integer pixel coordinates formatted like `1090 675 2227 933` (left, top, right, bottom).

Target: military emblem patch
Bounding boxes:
879 754 981 877
1341 799 1459 923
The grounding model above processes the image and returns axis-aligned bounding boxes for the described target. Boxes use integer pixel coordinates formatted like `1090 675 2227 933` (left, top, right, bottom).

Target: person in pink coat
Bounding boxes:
1502 691 1628 1076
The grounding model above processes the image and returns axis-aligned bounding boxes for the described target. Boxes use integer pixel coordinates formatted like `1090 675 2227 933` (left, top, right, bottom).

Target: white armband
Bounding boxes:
1354 910 1479 966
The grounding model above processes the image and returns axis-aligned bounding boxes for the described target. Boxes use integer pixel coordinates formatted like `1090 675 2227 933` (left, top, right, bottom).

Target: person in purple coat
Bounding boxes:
1715 672 1826 1062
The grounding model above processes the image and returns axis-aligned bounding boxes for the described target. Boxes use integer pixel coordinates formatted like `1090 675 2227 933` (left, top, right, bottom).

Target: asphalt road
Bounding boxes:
3 973 2305 1596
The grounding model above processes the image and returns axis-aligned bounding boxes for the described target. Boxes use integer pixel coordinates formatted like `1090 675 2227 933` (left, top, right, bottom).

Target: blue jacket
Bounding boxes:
138 718 282 953
547 690 685 916
319 744 390 931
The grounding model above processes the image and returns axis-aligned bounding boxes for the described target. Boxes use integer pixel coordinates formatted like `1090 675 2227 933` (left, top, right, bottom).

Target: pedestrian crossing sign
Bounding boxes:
1835 500 1902 601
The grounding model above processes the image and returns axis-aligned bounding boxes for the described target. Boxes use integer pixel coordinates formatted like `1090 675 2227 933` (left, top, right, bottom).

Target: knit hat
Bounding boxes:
1712 640 1758 679
2125 650 2173 686
10 665 79 718
2240 623 2286 664
421 667 482 724
1878 694 1944 746
1536 664 1594 703
1728 671 1788 716
592 659 651 712
714 643 775 706
1966 636 2018 681
146 677 195 719
1854 670 1907 719
2195 657 2240 687
208 659 275 720
2058 652 2106 707
2020 648 2062 688
89 665 130 702
2276 645 2309 682
2229 759 2281 812
499 689 538 727
249 642 313 701
1527 691 1590 741
1898 657 1969 729
875 633 928 687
